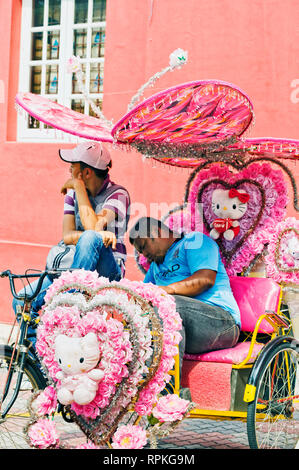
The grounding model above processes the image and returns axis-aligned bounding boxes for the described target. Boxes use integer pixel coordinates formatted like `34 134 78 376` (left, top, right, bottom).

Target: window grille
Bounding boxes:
18 0 106 142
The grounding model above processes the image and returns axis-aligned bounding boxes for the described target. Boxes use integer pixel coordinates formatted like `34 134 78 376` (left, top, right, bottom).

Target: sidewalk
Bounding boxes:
155 417 250 449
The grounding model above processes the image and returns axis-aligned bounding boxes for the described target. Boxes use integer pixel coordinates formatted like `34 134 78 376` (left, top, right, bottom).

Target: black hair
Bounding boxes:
129 217 173 245
79 160 112 179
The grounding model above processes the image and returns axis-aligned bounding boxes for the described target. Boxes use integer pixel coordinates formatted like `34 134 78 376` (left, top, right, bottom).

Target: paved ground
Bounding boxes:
155 417 250 449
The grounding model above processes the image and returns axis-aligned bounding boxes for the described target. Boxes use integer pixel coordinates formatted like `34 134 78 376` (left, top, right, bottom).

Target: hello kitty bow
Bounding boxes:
228 189 250 203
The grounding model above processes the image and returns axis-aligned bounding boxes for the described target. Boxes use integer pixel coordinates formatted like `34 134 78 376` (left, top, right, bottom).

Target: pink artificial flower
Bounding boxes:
152 394 190 423
111 424 147 449
28 419 59 449
32 386 57 416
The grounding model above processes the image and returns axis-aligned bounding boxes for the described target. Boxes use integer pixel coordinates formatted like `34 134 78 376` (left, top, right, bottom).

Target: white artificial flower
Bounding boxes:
169 48 188 69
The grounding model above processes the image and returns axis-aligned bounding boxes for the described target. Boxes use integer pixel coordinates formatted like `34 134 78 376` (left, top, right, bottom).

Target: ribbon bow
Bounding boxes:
228 188 250 203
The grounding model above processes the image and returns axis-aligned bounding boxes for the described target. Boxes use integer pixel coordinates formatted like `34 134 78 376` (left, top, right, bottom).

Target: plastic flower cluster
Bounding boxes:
264 217 299 284
119 277 182 416
26 269 192 450
164 162 288 276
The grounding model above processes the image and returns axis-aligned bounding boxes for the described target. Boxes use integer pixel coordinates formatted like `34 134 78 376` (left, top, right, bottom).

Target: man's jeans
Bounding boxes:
173 295 240 377
12 231 121 348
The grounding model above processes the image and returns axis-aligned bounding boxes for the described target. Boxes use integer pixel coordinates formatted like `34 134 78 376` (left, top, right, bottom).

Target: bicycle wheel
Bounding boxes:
247 341 299 449
0 345 47 449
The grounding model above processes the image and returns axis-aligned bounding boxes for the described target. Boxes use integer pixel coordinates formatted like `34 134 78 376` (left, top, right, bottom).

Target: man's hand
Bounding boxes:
97 231 117 250
61 173 85 195
158 285 174 295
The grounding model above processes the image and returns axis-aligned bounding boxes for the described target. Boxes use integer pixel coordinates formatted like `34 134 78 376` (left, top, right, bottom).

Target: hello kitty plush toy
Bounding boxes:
210 188 250 241
54 332 104 406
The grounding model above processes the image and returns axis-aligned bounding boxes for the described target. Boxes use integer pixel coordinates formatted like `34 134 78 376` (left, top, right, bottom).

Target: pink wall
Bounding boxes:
0 0 298 324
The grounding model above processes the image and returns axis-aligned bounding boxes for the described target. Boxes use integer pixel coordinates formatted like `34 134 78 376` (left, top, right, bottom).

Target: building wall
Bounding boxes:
0 0 298 325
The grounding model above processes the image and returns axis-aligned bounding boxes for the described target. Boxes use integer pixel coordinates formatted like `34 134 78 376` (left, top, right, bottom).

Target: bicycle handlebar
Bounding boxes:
0 269 68 301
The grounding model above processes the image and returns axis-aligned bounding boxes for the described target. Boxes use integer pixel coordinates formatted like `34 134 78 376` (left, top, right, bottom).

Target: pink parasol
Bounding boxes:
15 54 299 168
112 80 254 145
15 92 113 143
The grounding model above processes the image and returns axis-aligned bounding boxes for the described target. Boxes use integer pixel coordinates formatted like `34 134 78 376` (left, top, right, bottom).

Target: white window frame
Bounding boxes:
17 0 106 143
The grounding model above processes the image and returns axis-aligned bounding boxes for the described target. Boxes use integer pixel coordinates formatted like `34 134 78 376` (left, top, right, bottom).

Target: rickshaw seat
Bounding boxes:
184 341 264 364
229 276 280 334
183 276 281 365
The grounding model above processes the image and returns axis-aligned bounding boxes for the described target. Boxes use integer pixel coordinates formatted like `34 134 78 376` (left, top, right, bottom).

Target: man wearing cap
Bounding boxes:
12 141 130 351
59 140 130 280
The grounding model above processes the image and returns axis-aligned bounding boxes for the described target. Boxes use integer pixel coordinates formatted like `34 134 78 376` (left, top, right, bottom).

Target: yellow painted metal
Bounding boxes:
189 408 247 420
243 384 256 402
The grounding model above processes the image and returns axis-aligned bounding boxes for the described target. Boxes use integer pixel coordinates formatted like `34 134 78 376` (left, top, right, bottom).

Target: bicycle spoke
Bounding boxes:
252 346 299 448
0 353 38 448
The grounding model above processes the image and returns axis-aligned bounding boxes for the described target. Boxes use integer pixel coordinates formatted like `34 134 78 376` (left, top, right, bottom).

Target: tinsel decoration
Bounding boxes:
67 55 114 128
127 48 188 112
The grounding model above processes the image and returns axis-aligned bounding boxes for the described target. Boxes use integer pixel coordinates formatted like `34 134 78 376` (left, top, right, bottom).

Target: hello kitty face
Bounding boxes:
54 332 100 375
211 188 249 219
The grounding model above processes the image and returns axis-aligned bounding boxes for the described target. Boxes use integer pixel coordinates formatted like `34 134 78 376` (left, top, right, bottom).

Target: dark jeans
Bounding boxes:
173 295 240 377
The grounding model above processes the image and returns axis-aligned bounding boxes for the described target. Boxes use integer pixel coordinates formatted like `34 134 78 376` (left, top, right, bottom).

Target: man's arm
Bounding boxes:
158 269 216 297
61 176 116 232
95 207 117 231
63 177 101 231
62 213 83 245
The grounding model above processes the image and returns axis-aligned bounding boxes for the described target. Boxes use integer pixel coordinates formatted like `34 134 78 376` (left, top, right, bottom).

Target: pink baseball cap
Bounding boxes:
59 141 111 170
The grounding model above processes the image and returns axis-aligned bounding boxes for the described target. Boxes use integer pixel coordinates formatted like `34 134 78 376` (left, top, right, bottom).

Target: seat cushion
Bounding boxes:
229 276 281 333
184 341 264 364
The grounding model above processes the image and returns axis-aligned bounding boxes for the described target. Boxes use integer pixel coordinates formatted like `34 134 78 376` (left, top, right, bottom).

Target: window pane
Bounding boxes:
31 32 43 60
28 115 40 129
47 30 60 59
89 98 103 117
30 65 42 94
32 0 44 27
90 62 104 93
71 98 85 114
46 65 59 94
73 29 87 57
48 0 61 25
91 27 105 58
72 63 86 93
93 0 106 22
74 0 88 24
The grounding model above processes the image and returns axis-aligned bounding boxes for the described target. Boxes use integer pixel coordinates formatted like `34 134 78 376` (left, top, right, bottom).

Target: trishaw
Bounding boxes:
1 50 297 449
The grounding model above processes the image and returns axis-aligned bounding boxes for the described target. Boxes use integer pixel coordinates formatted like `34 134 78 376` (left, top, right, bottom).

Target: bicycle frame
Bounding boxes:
0 269 63 419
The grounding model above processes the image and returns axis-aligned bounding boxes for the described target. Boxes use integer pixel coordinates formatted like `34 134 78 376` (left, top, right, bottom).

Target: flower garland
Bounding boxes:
119 278 183 416
264 217 299 284
36 274 152 422
26 269 192 449
163 162 287 275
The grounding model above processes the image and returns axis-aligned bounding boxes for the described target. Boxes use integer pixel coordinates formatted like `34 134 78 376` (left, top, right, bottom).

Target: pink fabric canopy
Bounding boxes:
15 92 113 143
15 83 299 167
112 80 254 145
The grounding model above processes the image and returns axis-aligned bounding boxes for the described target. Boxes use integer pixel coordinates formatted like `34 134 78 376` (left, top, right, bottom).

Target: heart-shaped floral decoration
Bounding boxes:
265 217 299 284
161 162 288 276
25 269 193 449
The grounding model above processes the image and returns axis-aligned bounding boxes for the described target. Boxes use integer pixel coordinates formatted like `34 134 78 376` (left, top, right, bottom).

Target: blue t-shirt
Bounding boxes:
144 232 241 326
